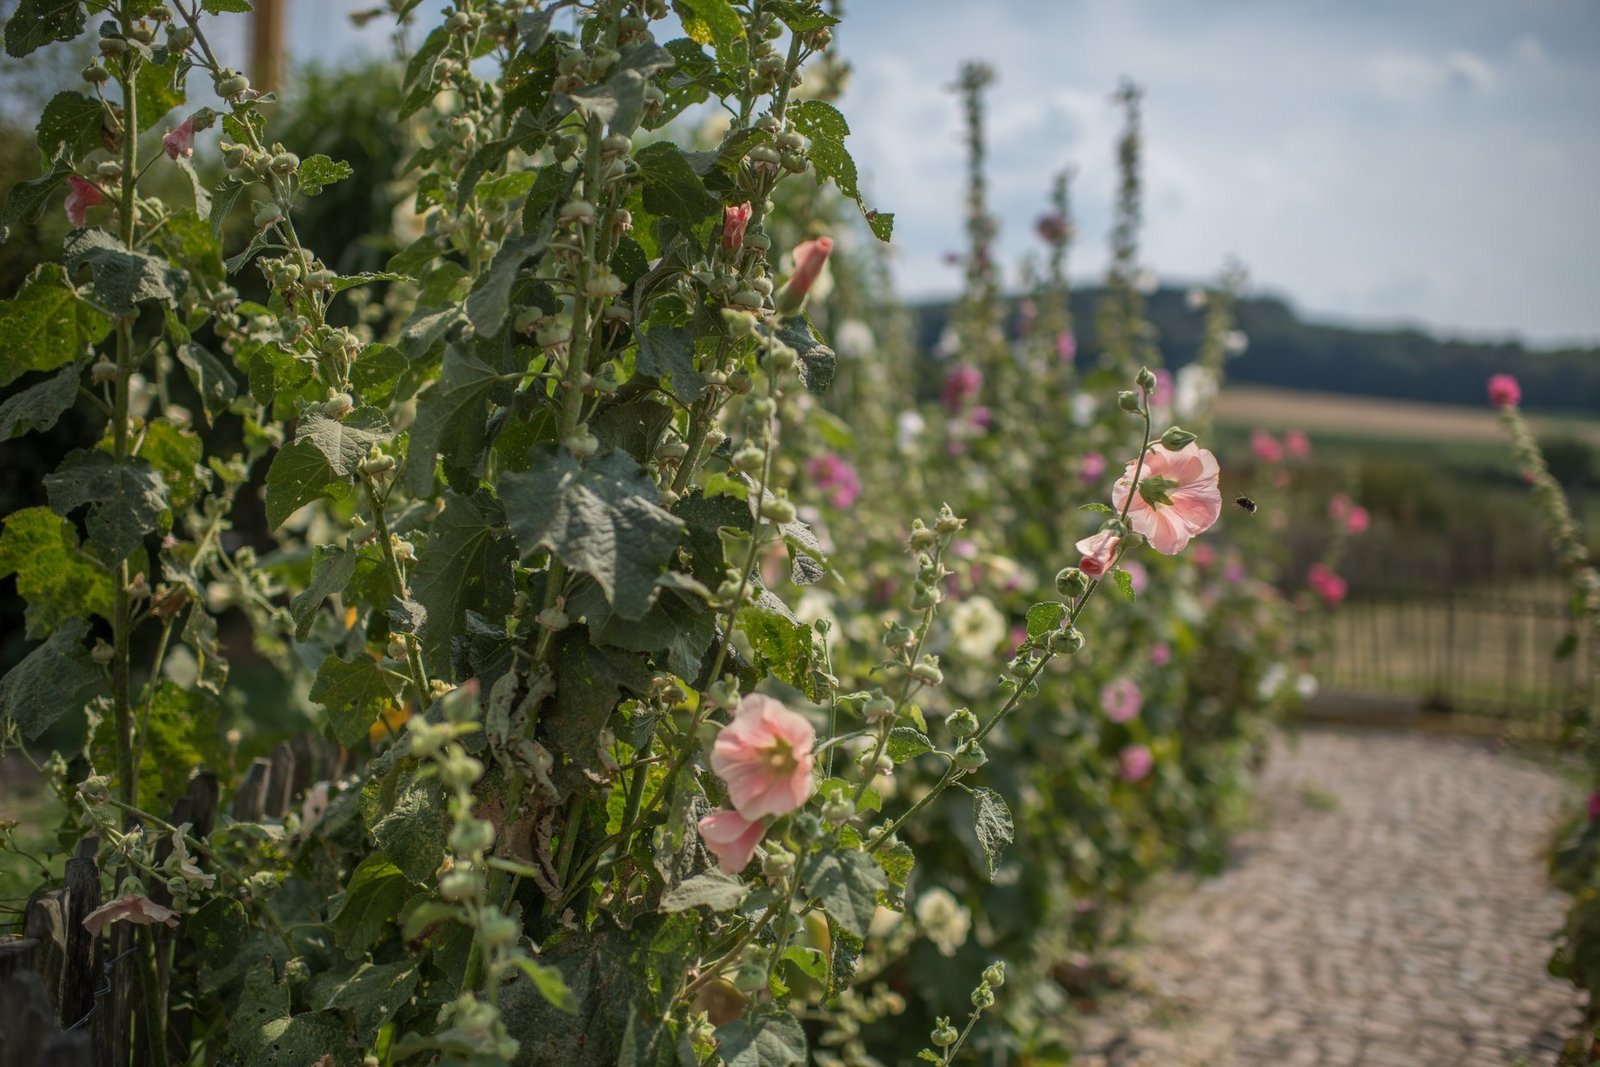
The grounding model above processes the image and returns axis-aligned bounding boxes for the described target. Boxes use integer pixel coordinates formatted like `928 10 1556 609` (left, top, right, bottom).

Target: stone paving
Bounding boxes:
1074 727 1586 1067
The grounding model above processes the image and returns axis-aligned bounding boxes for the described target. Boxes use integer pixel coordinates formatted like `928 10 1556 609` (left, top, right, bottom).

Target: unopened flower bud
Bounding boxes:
439 870 479 901
761 843 795 879
954 740 987 771
934 506 964 535
564 427 599 459
931 1022 958 1049
448 816 494 855
91 357 118 383
863 693 895 724
721 307 758 337
883 623 915 649
1135 366 1158 391
253 202 284 229
269 151 300 175
1160 426 1198 449
907 520 936 551
321 392 354 419
1056 567 1090 598
91 639 114 666
821 795 853 826
759 495 797 524
982 962 1006 988
82 61 110 84
732 445 765 473
557 199 596 225
910 657 944 686
1118 390 1141 412
947 707 978 738
536 607 569 631
1048 627 1085 655
167 24 194 49
215 71 250 100
971 980 995 1009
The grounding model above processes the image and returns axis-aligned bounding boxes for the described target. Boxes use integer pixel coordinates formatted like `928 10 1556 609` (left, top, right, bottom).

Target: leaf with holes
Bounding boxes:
0 264 111 386
311 651 400 748
971 786 1014 881
44 450 168 562
0 618 98 741
0 362 78 441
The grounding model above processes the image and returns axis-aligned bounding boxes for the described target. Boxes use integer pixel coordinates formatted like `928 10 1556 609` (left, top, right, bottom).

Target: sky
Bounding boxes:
224 0 1600 347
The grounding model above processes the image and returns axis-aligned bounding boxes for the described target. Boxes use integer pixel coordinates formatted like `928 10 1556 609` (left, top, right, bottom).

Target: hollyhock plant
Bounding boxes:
1101 678 1142 723
698 809 766 873
942 364 983 411
1344 505 1370 535
1308 563 1348 606
1057 331 1077 362
776 235 833 314
1285 429 1311 459
1150 642 1171 667
1119 745 1154 783
1487 373 1521 409
710 693 817 819
1075 529 1120 579
1079 452 1106 484
163 114 197 160
722 201 752 252
1112 442 1223 555
1249 430 1283 464
64 175 105 227
805 453 862 508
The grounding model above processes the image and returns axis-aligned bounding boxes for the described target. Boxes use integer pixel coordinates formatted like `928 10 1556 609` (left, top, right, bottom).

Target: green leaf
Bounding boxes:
885 727 933 764
513 958 577 1013
311 651 400 748
94 681 224 808
635 141 720 224
774 315 836 395
1079 502 1116 515
875 839 915 891
0 163 70 244
331 854 410 957
316 959 419 1044
636 325 707 403
0 362 78 441
0 618 97 741
0 507 113 638
362 759 449 885
297 406 390 478
63 227 186 314
201 0 251 10
44 450 168 562
673 0 743 55
133 58 183 133
290 544 360 641
174 342 237 425
297 154 353 197
129 419 205 510
400 346 500 495
502 446 684 621
715 1007 807 1067
412 491 516 677
1025 602 1066 639
0 263 112 386
971 786 1014 881
1114 567 1136 602
264 437 338 528
36 91 104 163
184 603 227 693
350 342 407 403
208 179 245 238
661 870 748 913
4 0 86 58
330 270 404 294
739 595 821 698
803 850 886 939
789 100 892 242
465 233 547 337
548 631 652 771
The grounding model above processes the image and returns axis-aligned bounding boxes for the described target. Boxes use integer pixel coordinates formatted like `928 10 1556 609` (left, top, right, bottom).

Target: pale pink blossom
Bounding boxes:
1079 452 1106 484
722 202 752 253
83 895 180 937
1223 560 1246 584
1111 443 1223 555
1075 530 1120 580
64 176 106 227
1122 559 1148 594
1191 543 1217 569
163 114 197 160
1151 369 1174 410
710 693 816 819
1101 678 1142 723
1150 642 1171 667
1249 430 1283 464
1284 429 1311 459
1057 332 1077 362
698 809 765 873
1119 745 1153 783
1487 373 1521 409
776 236 833 314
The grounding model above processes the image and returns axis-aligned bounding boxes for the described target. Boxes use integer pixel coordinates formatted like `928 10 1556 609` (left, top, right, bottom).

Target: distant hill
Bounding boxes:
909 289 1600 414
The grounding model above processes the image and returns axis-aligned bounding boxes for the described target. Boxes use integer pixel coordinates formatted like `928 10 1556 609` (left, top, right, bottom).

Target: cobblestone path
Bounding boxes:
1075 728 1585 1066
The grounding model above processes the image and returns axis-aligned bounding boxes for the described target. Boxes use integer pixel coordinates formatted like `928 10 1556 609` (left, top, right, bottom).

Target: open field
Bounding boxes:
1215 384 1600 446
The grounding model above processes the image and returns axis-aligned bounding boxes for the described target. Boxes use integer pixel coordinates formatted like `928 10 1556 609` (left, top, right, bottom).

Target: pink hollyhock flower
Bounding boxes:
722 202 752 252
1057 332 1077 362
1112 442 1223 555
1345 506 1370 535
710 693 816 819
805 453 861 509
1079 452 1106 484
1151 369 1174 410
1010 624 1028 653
1249 430 1283 464
1191 543 1216 568
1285 429 1311 459
64 176 106 227
1036 212 1070 244
1588 791 1600 822
1487 373 1521 409
163 114 197 160
1307 563 1347 606
1151 642 1171 667
1075 529 1120 579
1123 559 1148 594
698 809 765 873
969 405 992 431
83 895 180 937
1327 494 1351 523
942 364 983 410
1119 744 1154 783
1223 560 1246 584
776 236 833 314
1101 678 1142 723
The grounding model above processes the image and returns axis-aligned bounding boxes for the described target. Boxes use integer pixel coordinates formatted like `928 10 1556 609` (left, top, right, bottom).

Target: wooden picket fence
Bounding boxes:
0 734 337 1067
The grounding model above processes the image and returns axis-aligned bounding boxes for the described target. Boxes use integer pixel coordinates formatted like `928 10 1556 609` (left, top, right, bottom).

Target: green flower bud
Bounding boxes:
269 151 300 175
863 692 896 723
1118 390 1141 412
762 843 795 879
1056 566 1090 597
883 623 916 649
946 707 978 737
821 795 853 826
971 980 995 1009
448 817 495 855
759 495 797 524
1047 627 1085 655
982 961 1006 987
82 61 110 84
215 71 250 99
439 870 480 902
1135 366 1158 390
721 307 759 337
934 505 964 535
954 740 987 771
1160 426 1198 449
931 1021 958 1048
910 657 944 686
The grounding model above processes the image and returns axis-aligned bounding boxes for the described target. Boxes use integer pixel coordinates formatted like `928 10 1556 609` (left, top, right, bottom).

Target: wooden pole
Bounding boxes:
250 0 285 93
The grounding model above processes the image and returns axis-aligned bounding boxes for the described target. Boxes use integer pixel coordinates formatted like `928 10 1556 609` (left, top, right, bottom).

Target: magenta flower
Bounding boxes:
163 114 197 160
1345 506 1370 535
1285 429 1311 459
64 176 106 227
710 693 816 819
83 895 180 937
805 453 861 509
1101 678 1142 723
1112 442 1223 555
941 364 983 411
1119 744 1154 783
1487 373 1521 409
1249 430 1283 464
1035 212 1070 244
776 236 833 314
1588 791 1600 822
1075 529 1120 579
1057 332 1077 362
1150 642 1171 667
722 202 752 253
1223 560 1246 584
1079 452 1106 484
698 809 765 873
1307 563 1347 606
968 405 992 431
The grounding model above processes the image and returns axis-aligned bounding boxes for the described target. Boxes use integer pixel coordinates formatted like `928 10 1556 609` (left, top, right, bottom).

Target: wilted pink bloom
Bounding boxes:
1588 791 1600 821
1075 530 1120 579
1101 678 1142 723
710 693 816 819
1345 506 1370 535
805 453 861 509
1284 429 1311 459
698 809 765 873
1119 745 1154 783
942 364 983 410
1112 443 1223 555
1307 563 1347 606
1057 332 1077 362
1079 452 1106 484
83 895 180 937
1249 430 1283 465
722 202 752 253
1123 559 1148 594
776 236 833 314
1487 373 1521 409
1036 212 1070 244
1150 642 1171 667
64 176 106 227
163 114 197 160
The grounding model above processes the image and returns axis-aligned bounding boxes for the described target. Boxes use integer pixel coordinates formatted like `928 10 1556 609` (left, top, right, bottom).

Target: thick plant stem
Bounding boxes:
362 476 431 704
